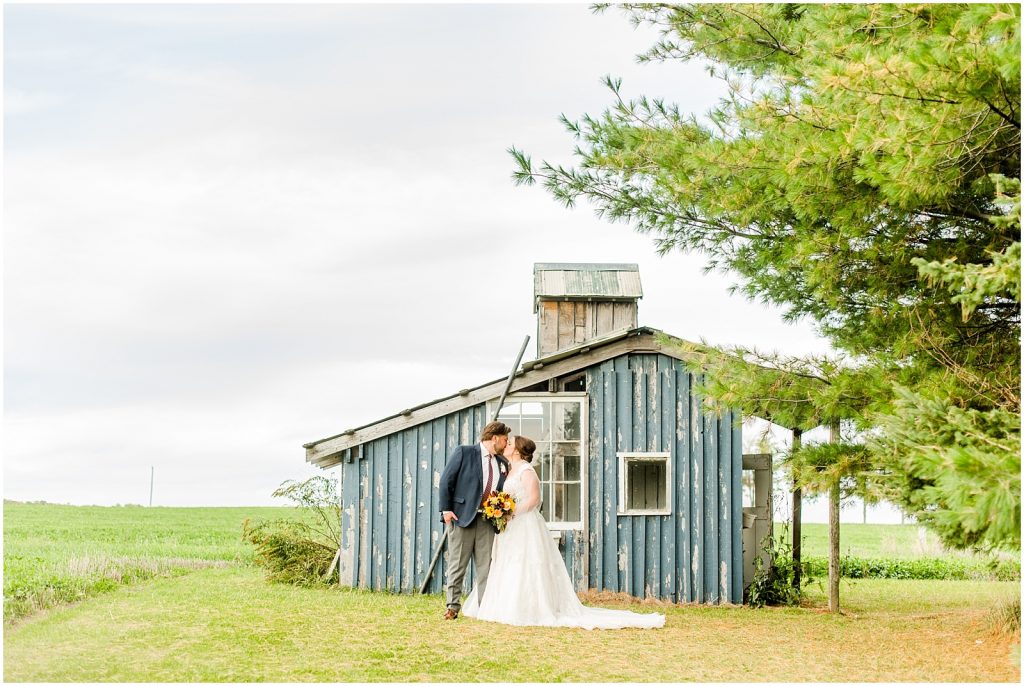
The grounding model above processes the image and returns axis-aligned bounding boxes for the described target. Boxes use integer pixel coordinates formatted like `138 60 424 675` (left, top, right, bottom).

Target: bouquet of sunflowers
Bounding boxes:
481 490 516 534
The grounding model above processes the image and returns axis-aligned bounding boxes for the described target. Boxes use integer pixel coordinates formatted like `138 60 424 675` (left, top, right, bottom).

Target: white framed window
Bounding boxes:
488 393 586 531
617 452 672 515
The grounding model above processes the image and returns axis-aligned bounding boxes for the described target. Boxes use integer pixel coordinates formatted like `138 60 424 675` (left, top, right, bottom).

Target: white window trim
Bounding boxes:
488 392 587 532
617 451 672 516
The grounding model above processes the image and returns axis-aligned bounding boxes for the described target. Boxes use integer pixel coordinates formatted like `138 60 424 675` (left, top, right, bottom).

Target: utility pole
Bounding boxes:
149 466 154 507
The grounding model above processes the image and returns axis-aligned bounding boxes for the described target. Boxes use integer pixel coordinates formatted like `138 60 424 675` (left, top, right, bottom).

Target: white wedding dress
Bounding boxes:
462 461 664 630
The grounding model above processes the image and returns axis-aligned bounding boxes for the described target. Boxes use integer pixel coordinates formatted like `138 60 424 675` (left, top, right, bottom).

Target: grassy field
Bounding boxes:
777 522 1018 580
777 521 1009 559
3 501 301 622
3 502 1020 681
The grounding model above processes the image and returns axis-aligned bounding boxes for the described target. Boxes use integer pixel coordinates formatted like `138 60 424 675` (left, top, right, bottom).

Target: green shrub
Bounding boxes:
242 520 336 586
243 476 340 587
802 555 1020 581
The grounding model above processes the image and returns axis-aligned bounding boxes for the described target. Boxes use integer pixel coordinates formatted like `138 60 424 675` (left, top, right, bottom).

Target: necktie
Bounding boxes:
481 455 494 507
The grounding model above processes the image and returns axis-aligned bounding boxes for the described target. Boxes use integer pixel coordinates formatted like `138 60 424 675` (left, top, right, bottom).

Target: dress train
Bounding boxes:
462 463 664 630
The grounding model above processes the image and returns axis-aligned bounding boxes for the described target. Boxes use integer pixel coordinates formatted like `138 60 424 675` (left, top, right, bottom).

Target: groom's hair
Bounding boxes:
480 421 511 441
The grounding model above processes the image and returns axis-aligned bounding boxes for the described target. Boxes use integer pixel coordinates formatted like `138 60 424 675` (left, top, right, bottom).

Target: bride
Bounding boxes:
462 435 665 630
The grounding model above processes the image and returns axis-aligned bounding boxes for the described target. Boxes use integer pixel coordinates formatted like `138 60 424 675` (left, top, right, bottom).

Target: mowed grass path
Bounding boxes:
4 567 1019 682
3 502 301 621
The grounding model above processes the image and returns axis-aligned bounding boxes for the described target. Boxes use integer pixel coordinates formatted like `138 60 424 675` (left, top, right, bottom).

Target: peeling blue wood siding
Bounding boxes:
677 368 692 602
732 420 744 597
691 369 704 602
337 352 743 604
587 353 743 604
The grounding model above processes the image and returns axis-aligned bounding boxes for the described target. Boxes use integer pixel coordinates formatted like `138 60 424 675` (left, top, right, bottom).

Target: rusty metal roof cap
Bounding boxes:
533 263 642 308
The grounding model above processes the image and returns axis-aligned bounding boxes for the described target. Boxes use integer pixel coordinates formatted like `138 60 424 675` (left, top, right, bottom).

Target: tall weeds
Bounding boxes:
986 593 1021 636
5 556 229 622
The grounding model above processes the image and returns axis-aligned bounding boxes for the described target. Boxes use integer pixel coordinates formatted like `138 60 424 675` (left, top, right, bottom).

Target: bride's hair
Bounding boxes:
514 436 537 463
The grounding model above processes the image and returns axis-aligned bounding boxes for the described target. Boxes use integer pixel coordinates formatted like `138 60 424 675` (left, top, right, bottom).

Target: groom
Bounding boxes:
438 420 511 619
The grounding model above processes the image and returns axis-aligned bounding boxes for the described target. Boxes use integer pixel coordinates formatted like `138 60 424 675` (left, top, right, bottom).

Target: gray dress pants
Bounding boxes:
445 516 495 611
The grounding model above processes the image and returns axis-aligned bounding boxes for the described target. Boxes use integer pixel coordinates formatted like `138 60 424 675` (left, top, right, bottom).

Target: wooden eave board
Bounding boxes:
305 326 693 468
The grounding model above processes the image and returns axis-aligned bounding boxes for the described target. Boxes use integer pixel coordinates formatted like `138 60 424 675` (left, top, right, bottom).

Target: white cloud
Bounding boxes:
4 3 832 506
5 89 65 115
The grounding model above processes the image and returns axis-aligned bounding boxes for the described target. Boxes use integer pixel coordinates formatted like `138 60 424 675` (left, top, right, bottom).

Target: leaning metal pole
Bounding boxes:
418 334 531 594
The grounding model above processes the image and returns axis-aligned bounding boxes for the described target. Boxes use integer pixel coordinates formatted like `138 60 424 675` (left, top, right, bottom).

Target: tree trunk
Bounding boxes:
828 421 841 613
791 428 802 589
828 477 841 612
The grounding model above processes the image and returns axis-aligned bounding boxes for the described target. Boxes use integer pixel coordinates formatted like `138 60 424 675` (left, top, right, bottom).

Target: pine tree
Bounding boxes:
512 4 1021 570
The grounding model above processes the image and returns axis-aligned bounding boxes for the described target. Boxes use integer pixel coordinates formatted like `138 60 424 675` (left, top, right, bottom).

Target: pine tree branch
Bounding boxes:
727 6 799 58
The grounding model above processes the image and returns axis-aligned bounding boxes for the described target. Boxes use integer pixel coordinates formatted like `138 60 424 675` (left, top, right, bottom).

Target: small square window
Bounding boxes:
617 452 671 515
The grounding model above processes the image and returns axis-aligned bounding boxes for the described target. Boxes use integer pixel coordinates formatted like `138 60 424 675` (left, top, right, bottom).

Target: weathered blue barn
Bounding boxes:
304 264 771 605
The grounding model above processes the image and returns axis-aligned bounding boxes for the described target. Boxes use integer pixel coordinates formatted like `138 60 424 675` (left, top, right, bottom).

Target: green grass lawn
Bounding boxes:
4 568 1019 682
3 502 1020 681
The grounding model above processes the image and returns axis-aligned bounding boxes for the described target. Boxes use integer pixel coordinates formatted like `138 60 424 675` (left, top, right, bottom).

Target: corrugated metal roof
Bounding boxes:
534 263 643 305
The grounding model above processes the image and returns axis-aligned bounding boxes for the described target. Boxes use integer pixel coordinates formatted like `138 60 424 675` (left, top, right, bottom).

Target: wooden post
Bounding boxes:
418 335 530 594
326 549 342 581
828 421 841 613
337 464 343 586
419 532 449 594
791 428 802 589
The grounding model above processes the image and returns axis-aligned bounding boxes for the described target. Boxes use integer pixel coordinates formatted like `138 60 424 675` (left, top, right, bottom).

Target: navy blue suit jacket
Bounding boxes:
438 444 509 527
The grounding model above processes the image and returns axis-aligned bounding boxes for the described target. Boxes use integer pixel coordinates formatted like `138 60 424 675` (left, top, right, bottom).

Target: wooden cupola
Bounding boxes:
533 263 643 357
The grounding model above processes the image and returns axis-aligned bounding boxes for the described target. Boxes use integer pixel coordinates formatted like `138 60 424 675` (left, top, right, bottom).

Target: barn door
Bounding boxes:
741 453 773 593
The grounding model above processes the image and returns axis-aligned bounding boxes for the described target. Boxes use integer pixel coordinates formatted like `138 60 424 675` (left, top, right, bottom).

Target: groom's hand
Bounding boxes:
442 511 458 525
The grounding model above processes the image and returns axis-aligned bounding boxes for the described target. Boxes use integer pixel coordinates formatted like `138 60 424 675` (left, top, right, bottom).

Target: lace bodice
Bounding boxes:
503 461 540 513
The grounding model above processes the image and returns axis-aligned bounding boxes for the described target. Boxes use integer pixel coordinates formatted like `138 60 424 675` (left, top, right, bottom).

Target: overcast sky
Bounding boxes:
4 3 857 515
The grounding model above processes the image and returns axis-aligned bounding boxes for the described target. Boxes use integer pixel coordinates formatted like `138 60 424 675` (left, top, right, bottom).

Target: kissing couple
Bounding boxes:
438 421 664 629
